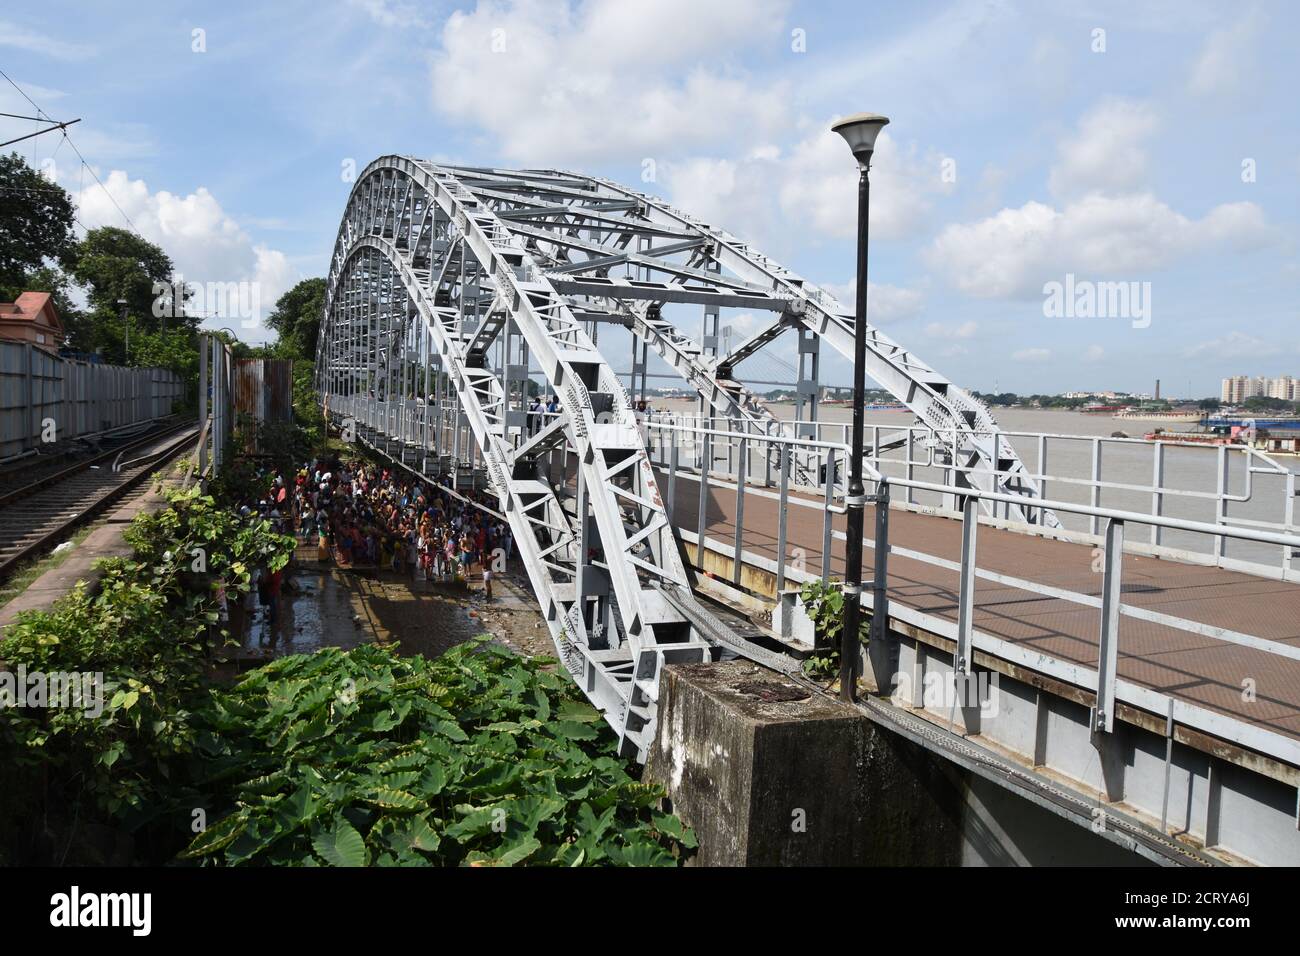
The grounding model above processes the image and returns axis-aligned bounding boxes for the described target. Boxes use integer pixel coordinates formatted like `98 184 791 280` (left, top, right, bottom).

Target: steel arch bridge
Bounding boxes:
314 156 1055 760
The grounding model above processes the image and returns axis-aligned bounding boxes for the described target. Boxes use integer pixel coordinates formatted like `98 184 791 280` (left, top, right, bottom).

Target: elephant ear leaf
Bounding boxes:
466 835 542 867
181 811 246 858
312 817 367 867
495 835 542 866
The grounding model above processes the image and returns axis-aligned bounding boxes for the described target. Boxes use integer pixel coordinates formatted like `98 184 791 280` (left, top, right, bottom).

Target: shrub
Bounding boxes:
180 640 695 866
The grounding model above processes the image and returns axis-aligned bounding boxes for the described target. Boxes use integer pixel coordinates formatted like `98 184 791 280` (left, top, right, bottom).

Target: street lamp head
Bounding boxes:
831 112 890 164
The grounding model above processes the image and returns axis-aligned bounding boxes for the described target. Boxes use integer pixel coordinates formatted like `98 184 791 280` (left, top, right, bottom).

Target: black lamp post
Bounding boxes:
117 298 129 364
831 112 889 702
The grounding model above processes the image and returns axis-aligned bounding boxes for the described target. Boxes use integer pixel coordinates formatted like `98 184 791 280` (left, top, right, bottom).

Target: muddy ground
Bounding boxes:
221 541 552 670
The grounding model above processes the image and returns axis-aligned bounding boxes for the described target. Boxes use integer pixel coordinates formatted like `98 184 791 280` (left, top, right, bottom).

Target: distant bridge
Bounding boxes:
315 158 1300 865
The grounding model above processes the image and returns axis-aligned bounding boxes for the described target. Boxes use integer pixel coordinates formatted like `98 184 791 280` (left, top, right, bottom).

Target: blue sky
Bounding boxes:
1 0 1296 398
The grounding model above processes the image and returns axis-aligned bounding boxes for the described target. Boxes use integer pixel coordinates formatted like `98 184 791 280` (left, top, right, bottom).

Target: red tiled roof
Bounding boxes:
0 292 62 331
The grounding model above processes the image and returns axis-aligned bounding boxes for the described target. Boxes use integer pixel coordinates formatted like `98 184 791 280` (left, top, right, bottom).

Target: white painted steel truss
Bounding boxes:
468 160 1057 526
315 156 1058 757
316 157 712 760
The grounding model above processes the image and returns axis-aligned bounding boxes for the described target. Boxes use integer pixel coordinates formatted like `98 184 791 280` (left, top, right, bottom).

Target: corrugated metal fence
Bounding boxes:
232 358 294 454
198 341 293 472
0 341 184 461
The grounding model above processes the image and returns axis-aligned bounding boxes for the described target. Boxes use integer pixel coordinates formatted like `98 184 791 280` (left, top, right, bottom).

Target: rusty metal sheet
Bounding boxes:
231 358 294 453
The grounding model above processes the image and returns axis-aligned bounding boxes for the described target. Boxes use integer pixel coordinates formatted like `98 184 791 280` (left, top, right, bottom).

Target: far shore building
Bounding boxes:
0 291 64 353
1267 376 1297 400
1222 375 1298 404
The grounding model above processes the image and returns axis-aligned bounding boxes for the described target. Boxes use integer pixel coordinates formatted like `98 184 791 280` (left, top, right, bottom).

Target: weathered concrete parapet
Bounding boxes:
646 660 965 866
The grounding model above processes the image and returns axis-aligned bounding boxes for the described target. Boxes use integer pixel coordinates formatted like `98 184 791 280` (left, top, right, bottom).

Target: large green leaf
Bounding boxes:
174 636 694 867
312 818 367 867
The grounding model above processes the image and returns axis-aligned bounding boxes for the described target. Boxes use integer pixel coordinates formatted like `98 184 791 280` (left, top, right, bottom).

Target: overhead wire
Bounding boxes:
0 67 139 234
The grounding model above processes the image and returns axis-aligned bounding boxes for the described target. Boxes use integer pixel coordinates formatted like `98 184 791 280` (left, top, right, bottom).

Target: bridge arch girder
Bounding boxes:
429 162 1057 528
317 157 710 759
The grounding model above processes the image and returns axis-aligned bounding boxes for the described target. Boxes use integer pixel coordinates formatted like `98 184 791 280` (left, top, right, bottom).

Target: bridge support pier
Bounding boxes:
646 660 965 865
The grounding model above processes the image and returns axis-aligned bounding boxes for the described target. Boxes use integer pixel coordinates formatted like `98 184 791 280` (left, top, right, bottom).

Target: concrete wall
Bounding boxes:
959 773 1148 866
646 660 963 865
646 659 1141 866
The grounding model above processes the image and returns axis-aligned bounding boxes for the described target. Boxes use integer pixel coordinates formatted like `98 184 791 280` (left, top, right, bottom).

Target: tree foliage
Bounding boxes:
1242 396 1298 413
70 226 176 319
265 277 326 358
0 152 77 299
0 475 693 867
0 486 296 862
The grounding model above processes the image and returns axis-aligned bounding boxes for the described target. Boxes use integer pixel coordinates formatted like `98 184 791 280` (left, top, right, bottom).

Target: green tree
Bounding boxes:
264 277 325 358
132 326 200 409
68 227 189 364
0 152 77 300
1243 396 1296 413
70 226 176 317
23 263 82 345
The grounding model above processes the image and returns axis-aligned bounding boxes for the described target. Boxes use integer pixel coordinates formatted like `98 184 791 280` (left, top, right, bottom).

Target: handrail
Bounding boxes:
639 417 1298 547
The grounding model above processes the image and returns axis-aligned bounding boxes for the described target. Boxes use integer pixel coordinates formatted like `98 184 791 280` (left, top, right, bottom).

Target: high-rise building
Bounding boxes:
1221 376 1252 403
1268 376 1297 400
1221 375 1298 403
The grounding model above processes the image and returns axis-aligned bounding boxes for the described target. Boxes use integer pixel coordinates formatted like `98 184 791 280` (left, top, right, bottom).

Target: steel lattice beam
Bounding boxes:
429 162 1059 528
316 157 711 760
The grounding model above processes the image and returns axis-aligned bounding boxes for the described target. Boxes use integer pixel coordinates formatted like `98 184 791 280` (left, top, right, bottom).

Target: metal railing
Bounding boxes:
638 414 1300 766
649 411 1300 580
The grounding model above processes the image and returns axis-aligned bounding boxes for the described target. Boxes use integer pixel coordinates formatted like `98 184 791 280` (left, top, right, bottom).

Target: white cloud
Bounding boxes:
924 320 978 339
1048 98 1159 199
64 124 157 164
0 79 65 108
865 282 925 323
719 312 760 339
429 0 790 165
1183 331 1278 360
253 246 295 314
0 21 93 59
777 128 942 241
73 170 297 339
926 193 1273 299
819 278 925 323
1083 345 1105 362
347 0 432 28
659 124 942 250
661 155 769 239
1012 348 1051 362
1028 35 1069 103
797 0 1015 106
1189 13 1262 97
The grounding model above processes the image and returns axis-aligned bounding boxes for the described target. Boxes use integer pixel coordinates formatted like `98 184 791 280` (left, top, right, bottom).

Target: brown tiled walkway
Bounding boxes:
662 471 1300 744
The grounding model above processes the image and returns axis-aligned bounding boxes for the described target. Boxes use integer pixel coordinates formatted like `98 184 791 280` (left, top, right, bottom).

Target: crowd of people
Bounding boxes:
241 456 514 606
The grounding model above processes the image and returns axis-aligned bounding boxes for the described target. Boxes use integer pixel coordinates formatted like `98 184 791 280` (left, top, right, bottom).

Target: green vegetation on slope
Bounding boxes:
182 641 694 867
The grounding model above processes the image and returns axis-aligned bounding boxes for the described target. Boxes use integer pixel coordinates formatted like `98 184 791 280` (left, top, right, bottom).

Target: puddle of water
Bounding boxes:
235 541 515 662
242 560 370 656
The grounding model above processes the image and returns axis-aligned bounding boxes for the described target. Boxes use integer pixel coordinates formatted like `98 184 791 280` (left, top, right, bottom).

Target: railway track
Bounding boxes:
0 421 200 581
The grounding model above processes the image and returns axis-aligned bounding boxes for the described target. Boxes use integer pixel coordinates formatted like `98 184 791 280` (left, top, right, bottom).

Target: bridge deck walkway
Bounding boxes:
659 470 1300 747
